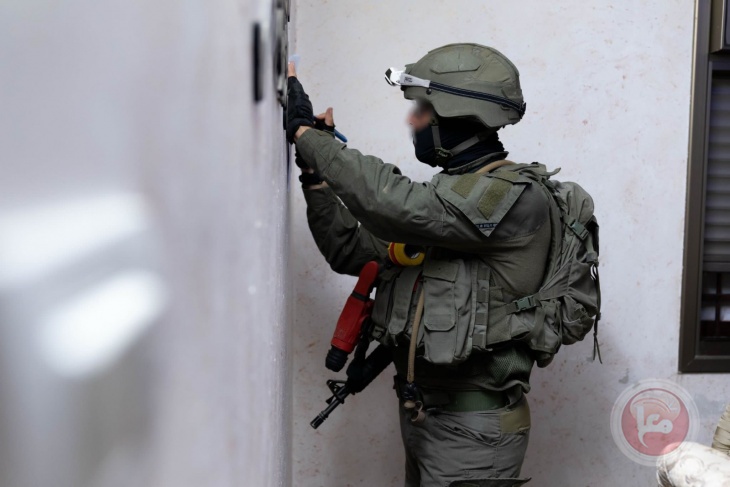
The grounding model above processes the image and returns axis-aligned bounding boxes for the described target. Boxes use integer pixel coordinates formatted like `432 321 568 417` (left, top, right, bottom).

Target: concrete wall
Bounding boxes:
0 1 290 486
291 1 730 485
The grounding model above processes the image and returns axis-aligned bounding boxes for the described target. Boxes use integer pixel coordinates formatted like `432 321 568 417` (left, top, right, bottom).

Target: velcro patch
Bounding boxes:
492 170 520 182
451 174 481 198
478 179 512 219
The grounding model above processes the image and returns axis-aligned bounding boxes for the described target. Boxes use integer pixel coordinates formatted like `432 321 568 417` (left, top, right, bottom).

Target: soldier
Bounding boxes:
289 44 549 486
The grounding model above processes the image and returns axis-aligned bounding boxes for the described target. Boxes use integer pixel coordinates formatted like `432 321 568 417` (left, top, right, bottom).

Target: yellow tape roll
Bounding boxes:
388 243 425 266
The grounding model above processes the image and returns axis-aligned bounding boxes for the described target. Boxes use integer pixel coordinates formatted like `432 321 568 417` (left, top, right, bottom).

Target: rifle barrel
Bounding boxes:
310 344 393 429
310 386 350 429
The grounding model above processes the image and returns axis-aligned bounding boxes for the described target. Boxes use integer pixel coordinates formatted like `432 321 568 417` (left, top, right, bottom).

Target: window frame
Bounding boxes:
680 0 730 372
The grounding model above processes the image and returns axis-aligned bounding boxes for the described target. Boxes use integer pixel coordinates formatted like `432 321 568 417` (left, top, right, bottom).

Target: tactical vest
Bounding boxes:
369 251 549 361
369 163 599 369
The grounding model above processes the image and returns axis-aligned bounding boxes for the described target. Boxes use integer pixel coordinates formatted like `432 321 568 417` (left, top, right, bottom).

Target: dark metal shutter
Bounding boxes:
701 73 730 342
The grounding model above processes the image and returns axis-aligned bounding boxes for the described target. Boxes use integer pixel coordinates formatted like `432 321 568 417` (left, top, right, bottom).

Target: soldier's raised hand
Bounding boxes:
314 107 335 135
286 61 314 143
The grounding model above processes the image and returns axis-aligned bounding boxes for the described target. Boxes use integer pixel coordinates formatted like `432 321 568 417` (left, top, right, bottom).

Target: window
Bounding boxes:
681 0 730 371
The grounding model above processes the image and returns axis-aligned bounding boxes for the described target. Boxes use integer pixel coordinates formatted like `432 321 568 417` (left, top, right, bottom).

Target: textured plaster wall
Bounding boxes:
0 1 290 486
291 1 730 485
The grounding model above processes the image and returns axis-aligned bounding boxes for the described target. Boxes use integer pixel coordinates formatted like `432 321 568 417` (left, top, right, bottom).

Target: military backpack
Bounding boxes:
501 163 601 367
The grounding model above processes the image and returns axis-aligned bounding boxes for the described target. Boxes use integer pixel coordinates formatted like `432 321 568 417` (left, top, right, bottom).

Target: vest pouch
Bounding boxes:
370 267 398 343
421 258 474 364
385 266 423 340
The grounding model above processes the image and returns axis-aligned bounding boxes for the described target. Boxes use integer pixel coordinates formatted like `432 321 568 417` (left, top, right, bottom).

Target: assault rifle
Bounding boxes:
310 344 392 429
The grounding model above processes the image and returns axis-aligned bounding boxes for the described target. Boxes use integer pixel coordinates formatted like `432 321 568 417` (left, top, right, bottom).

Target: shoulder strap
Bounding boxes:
511 164 564 281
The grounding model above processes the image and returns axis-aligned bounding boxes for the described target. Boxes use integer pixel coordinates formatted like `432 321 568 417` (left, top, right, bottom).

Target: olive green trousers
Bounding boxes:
398 392 532 487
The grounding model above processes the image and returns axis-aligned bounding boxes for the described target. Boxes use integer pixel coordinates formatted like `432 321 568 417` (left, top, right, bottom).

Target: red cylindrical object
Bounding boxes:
330 261 379 354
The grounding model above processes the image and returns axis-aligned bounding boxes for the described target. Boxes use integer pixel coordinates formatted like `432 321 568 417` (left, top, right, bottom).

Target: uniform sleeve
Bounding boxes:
295 129 546 251
303 185 389 276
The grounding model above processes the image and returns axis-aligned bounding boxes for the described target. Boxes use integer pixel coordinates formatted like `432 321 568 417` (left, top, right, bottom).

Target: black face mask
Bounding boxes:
412 117 505 170
412 123 439 167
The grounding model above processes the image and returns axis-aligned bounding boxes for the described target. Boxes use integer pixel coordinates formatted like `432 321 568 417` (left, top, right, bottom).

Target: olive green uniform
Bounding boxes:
298 128 550 486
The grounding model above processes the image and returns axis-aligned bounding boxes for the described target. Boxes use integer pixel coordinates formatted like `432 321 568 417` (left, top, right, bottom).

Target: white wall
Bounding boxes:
291 1 730 485
0 1 290 486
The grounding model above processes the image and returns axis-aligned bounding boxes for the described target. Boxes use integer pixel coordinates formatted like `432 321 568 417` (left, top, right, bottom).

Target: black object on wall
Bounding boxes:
273 1 289 108
252 23 263 103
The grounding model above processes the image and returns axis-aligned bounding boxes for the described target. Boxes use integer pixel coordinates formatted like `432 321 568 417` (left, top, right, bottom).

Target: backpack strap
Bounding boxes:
510 164 564 285
486 164 563 321
592 263 602 363
588 216 602 363
491 165 563 329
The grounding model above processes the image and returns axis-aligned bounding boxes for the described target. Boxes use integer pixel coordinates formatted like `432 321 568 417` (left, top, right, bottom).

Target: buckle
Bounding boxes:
370 326 385 340
435 147 453 162
568 219 589 240
514 296 536 312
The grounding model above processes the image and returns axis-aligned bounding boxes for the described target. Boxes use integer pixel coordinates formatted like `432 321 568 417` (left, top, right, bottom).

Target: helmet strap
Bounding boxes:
448 130 495 156
430 118 453 165
431 117 494 165
421 115 501 168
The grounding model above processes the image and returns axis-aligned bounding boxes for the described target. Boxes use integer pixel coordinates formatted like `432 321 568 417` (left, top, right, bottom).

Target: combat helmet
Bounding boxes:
386 43 525 164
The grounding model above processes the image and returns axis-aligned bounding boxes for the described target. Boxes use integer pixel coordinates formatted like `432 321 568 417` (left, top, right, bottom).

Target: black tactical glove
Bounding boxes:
294 144 324 186
313 116 335 135
298 170 324 187
294 150 311 170
344 356 369 394
286 77 314 143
